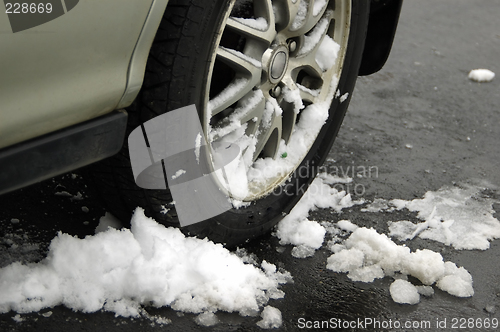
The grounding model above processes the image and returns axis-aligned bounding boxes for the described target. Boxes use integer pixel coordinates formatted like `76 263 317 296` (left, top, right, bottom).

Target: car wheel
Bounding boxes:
90 0 369 246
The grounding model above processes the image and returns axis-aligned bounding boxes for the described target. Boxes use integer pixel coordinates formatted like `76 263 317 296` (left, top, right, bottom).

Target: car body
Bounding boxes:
0 0 402 196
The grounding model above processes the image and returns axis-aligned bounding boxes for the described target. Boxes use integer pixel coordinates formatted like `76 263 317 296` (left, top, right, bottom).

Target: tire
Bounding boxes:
89 0 369 247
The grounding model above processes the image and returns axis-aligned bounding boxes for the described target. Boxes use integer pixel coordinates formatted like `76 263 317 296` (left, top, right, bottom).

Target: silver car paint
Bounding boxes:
0 0 168 149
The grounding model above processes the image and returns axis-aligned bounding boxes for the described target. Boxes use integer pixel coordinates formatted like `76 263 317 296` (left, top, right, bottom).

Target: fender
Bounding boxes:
117 0 170 109
359 0 403 76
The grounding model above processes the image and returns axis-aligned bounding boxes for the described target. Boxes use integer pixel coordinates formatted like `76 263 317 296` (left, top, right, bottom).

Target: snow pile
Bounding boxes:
0 208 291 318
256 305 282 329
275 175 358 258
468 69 495 82
326 227 474 304
387 183 500 250
389 280 420 305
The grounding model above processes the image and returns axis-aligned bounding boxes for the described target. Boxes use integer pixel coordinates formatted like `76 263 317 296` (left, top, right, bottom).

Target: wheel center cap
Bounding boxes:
263 45 289 84
271 51 287 80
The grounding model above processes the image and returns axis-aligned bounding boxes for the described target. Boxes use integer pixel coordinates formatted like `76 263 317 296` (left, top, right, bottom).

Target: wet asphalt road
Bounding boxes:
1 0 499 331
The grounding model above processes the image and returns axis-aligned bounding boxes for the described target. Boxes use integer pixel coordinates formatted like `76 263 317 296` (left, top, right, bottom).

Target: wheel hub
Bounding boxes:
263 45 289 84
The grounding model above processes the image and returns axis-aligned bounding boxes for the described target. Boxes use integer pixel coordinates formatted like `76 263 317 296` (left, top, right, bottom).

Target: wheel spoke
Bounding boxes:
209 47 262 116
296 16 331 58
253 100 283 160
227 0 276 45
287 0 330 37
272 0 300 33
210 90 266 141
216 46 262 77
297 84 319 103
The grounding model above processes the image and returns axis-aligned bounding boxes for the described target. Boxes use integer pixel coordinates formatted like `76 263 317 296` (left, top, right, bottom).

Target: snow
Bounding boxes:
207 77 249 115
336 219 358 232
318 172 353 184
41 310 52 317
282 85 304 114
1 175 497 314
316 35 340 72
210 89 264 141
313 0 328 16
12 314 24 322
171 169 186 180
297 83 320 97
220 46 262 68
326 227 474 302
485 305 496 314
246 74 340 195
194 311 219 327
390 279 420 305
256 305 282 329
232 17 268 31
387 182 500 250
55 191 83 201
360 198 390 213
416 285 434 297
297 18 329 57
297 16 340 71
291 0 308 30
275 176 358 257
468 69 495 82
0 208 291 319
194 132 202 164
339 93 349 103
436 262 474 298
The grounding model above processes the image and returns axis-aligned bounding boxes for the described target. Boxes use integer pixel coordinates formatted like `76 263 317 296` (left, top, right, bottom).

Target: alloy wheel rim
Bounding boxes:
203 0 351 201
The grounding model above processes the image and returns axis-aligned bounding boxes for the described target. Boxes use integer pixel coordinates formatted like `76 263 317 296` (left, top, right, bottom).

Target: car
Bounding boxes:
0 0 402 246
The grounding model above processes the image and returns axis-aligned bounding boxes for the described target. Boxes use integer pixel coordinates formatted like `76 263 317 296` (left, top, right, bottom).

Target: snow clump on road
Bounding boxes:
275 175 360 258
386 183 500 250
256 305 283 329
326 227 474 304
468 69 495 82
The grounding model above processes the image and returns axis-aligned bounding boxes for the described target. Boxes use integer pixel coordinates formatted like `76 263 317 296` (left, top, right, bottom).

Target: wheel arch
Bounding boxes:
358 0 403 76
116 0 170 109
